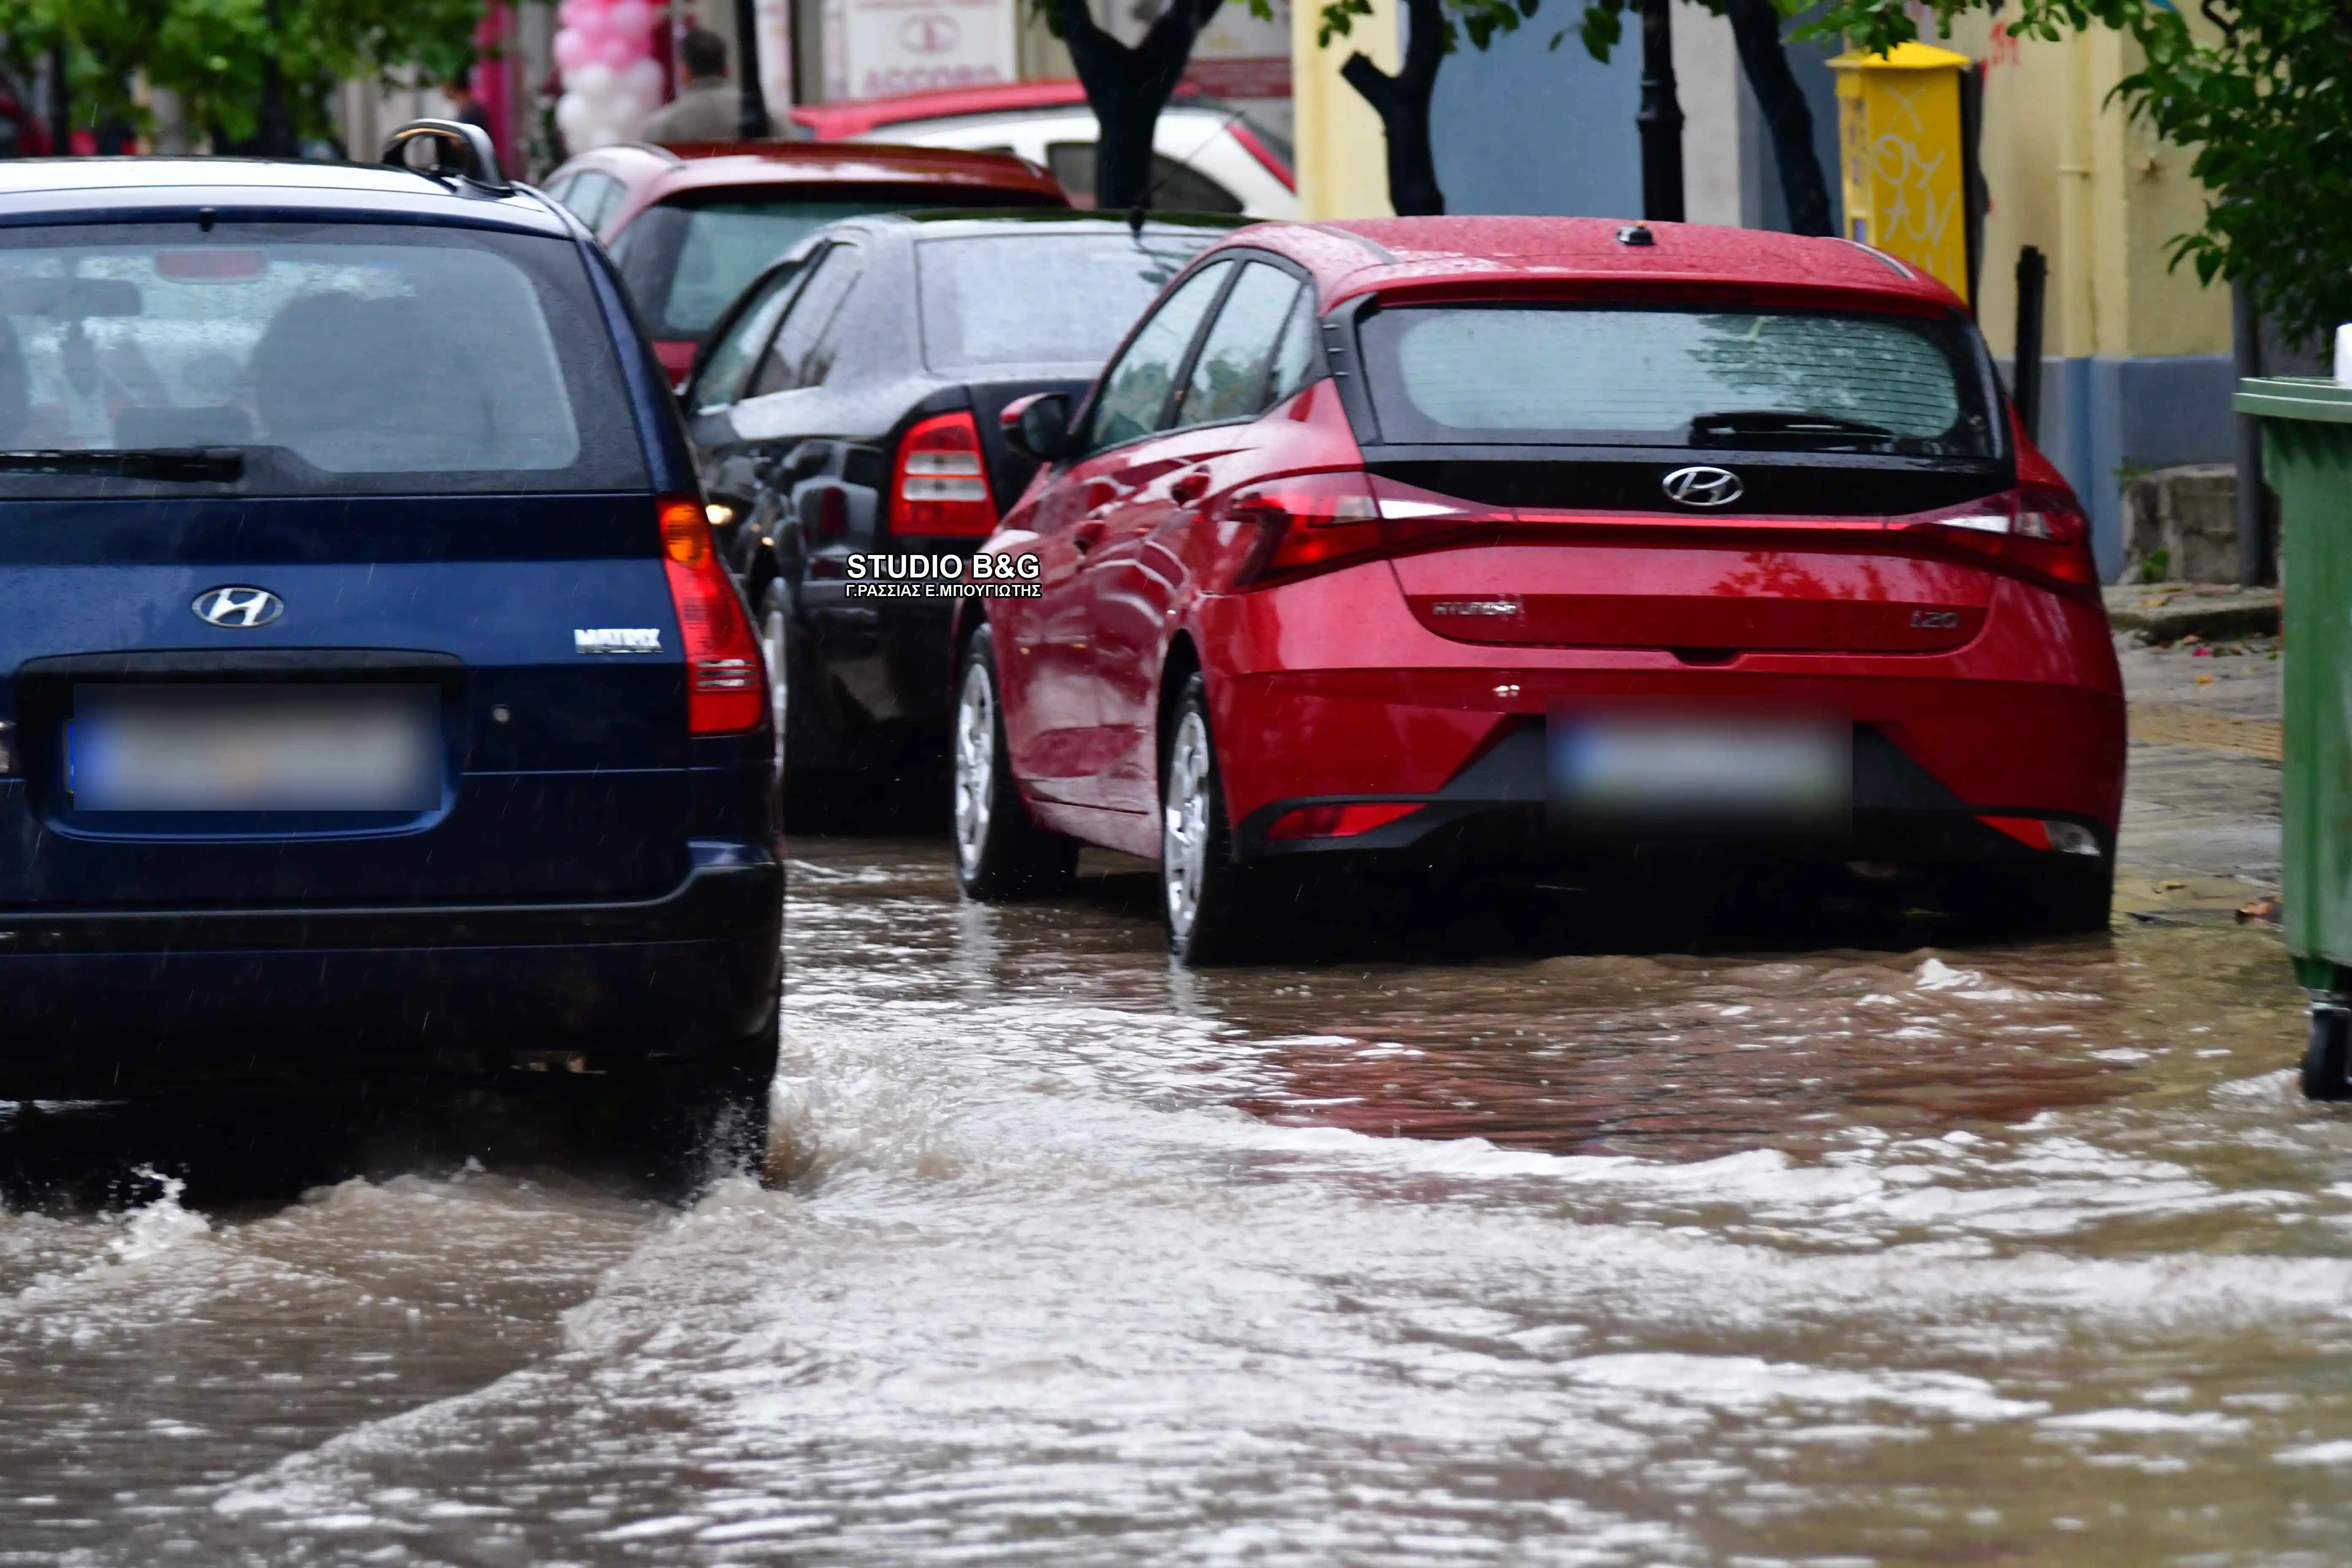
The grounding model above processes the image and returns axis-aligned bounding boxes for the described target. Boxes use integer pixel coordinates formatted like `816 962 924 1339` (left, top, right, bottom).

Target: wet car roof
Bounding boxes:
0 156 572 236
572 142 1065 208
1227 217 1963 313
861 209 1250 240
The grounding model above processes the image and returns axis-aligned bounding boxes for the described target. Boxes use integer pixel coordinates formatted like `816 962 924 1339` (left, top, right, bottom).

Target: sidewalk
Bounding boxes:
2112 618 2282 914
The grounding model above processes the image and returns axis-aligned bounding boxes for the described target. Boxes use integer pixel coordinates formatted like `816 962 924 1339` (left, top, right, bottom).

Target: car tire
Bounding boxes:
2304 1007 2352 1101
2024 854 2115 936
953 624 1077 900
627 1002 779 1190
765 581 846 833
1160 675 1260 966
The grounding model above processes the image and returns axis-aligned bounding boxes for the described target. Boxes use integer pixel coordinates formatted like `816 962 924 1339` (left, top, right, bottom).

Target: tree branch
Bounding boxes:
1400 0 1445 93
1339 49 1402 114
1136 0 1228 92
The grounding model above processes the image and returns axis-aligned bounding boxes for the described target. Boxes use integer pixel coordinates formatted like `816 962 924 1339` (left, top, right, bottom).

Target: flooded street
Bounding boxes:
3 671 2347 1564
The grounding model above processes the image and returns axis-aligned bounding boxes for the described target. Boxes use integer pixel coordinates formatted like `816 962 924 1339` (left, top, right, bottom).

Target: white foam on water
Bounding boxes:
105 1170 210 1264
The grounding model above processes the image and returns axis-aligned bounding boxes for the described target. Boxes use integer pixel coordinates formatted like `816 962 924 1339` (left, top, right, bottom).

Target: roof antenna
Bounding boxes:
1127 200 1146 240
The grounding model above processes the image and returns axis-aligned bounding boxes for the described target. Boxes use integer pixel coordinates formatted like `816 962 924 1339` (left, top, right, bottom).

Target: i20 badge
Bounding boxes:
1661 466 1744 508
192 586 284 628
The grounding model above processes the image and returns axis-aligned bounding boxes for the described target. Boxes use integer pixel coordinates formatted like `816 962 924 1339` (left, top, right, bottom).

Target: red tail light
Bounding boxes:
1903 487 2099 600
659 498 765 735
890 411 996 536
1228 471 1506 589
1229 471 1383 586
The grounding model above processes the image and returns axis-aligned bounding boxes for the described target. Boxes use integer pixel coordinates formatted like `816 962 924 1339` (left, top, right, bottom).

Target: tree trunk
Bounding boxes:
1061 0 1223 214
1338 0 1446 216
1724 0 1832 236
256 0 295 156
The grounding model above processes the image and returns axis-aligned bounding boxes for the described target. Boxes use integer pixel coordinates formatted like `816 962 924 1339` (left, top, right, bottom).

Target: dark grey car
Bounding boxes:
679 210 1240 817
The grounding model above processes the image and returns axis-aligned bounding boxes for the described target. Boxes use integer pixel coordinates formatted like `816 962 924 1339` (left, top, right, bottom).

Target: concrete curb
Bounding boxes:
2104 585 2281 642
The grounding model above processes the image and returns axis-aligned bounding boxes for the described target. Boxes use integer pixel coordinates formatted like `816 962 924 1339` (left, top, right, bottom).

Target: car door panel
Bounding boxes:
1079 261 1309 812
994 260 1233 810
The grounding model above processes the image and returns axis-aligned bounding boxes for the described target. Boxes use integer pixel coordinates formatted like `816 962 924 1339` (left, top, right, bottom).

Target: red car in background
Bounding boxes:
787 81 1298 220
953 217 2124 962
540 141 1067 381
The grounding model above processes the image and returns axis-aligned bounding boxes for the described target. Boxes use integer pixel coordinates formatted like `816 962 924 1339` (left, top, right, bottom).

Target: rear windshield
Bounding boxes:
916 231 1218 372
1358 305 1995 457
616 188 1056 340
0 221 646 499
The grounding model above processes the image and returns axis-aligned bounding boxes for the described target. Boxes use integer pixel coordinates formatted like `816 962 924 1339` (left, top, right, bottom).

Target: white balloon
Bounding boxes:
583 106 637 148
555 90 594 142
571 62 617 103
621 57 663 101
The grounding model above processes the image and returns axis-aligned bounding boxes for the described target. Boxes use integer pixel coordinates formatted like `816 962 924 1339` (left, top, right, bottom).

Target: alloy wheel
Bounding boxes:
1162 711 1213 943
953 660 994 877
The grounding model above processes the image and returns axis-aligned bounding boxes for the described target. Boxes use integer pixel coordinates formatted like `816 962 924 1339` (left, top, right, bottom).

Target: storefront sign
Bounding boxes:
823 0 1017 101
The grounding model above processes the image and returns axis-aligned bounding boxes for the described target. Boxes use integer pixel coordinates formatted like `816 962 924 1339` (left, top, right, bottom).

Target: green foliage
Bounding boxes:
1811 0 2352 349
0 0 485 144
1315 0 1540 52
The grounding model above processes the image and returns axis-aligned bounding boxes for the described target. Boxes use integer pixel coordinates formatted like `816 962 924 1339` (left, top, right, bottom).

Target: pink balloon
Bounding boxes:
607 0 654 40
555 0 585 25
596 31 641 68
553 27 595 74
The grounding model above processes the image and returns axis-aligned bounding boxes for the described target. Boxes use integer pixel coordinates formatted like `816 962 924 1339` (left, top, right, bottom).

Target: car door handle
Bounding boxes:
1170 471 1209 506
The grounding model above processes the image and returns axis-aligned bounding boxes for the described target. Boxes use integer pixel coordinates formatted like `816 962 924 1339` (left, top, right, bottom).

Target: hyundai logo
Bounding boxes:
1661 465 1744 508
192 586 284 629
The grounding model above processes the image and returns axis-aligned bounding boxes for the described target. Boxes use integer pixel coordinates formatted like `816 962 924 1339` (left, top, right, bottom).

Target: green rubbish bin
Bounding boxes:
2234 376 2352 1097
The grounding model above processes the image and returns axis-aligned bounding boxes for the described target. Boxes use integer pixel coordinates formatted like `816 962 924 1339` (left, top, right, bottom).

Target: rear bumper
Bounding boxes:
0 847 781 1086
1196 563 2125 861
1233 722 2113 866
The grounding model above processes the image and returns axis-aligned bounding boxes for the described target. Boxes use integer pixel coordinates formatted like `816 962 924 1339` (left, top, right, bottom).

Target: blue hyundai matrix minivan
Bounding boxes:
0 125 781 1168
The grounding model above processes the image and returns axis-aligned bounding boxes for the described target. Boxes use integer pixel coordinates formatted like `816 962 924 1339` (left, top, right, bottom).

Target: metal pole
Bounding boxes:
1637 0 1684 223
734 0 771 139
2013 245 2047 445
2233 283 2272 585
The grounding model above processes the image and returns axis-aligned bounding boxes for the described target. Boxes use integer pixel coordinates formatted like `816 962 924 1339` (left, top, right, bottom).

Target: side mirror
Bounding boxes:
1000 392 1070 464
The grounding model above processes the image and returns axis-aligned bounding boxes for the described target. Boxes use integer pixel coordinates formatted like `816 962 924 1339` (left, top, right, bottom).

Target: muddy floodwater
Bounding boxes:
3 825 2347 1565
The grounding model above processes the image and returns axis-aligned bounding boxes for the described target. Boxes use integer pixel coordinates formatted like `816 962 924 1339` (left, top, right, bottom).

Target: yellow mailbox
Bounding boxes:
1829 42 1972 302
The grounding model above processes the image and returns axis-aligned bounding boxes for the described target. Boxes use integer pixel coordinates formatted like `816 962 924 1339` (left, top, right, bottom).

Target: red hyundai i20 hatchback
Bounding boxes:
952 218 2124 962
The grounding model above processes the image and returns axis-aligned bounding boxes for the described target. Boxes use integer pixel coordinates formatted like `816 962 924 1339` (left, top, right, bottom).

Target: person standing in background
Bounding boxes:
644 29 751 143
442 73 498 173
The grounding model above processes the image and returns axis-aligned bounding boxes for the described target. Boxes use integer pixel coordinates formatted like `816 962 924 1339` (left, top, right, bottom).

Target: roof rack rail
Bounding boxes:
625 142 688 165
381 118 512 195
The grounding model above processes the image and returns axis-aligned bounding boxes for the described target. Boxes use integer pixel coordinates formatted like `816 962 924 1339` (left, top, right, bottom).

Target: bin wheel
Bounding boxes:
2301 1007 2351 1101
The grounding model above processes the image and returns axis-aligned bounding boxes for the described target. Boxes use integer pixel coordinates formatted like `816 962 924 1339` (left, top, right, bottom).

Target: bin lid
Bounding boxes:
2236 377 2352 423
1827 42 1972 71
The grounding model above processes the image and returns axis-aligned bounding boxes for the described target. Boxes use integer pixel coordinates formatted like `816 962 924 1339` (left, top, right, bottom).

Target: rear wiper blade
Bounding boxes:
1688 410 1896 441
0 447 244 481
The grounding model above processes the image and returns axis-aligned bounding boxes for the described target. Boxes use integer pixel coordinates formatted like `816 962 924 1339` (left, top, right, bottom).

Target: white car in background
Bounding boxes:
788 82 1300 220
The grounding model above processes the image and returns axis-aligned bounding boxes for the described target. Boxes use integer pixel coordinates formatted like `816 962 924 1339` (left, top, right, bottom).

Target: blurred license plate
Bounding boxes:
72 684 441 812
1549 708 1850 832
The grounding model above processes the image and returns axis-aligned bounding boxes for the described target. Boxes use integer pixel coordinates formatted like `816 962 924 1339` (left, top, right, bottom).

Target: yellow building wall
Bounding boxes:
1939 12 2230 362
1290 0 1396 219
